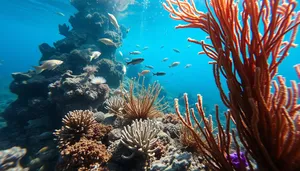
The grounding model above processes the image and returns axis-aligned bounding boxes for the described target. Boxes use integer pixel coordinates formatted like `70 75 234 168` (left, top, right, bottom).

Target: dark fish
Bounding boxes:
126 58 144 65
153 72 166 76
160 45 164 49
145 65 154 69
173 48 180 53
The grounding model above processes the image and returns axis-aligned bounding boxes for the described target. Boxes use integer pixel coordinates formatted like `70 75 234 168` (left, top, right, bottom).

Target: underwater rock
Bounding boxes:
54 31 87 53
39 43 57 61
69 11 108 36
49 71 110 114
107 128 122 142
96 59 123 88
2 97 55 126
0 146 28 171
10 74 60 98
58 23 70 37
11 72 32 82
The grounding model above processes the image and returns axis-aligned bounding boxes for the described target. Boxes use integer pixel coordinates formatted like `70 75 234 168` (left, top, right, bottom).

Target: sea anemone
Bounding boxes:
91 76 106 85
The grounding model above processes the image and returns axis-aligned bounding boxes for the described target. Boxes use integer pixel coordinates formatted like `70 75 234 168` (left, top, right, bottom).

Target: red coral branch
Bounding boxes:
163 0 300 170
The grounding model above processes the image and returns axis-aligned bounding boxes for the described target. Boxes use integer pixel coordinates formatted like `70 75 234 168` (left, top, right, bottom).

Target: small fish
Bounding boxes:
187 45 191 48
98 38 120 47
162 58 168 62
145 65 154 69
126 28 130 33
169 62 180 68
126 58 144 65
124 58 130 61
138 70 150 76
143 46 149 50
108 13 120 29
37 146 49 154
122 65 127 74
153 72 166 76
129 51 142 55
185 64 192 68
90 51 101 61
173 48 180 53
119 51 123 57
136 45 140 48
91 77 106 84
33 60 63 74
160 45 164 49
56 12 65 17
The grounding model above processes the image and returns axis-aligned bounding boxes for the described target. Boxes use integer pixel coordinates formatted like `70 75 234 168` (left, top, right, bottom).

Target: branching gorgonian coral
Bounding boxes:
164 0 300 170
120 119 160 159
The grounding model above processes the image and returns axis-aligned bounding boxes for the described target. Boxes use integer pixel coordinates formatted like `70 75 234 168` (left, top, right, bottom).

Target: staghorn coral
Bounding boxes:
59 138 111 171
123 79 167 119
104 95 125 114
121 119 160 159
164 0 300 170
54 110 96 150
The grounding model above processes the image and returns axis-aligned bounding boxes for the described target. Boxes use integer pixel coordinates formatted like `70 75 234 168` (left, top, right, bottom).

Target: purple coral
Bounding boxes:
227 152 249 170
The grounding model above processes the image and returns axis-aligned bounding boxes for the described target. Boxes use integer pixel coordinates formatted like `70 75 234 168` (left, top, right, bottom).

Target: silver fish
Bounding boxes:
33 60 63 74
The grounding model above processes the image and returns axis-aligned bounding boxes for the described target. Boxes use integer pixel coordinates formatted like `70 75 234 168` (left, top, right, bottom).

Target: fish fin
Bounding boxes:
40 61 47 64
126 62 130 66
33 66 44 74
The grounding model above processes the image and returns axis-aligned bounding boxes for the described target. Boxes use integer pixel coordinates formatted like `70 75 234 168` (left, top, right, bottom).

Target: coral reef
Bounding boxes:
122 80 167 119
49 70 110 113
58 138 111 171
54 110 112 170
0 146 28 170
0 0 126 170
53 110 97 149
120 119 160 158
104 95 125 114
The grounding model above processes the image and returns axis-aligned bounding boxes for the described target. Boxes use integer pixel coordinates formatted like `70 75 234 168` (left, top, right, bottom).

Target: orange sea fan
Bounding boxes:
163 0 300 170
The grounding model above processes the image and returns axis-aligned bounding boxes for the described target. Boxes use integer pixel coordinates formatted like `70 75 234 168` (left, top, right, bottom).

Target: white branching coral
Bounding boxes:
104 95 125 114
121 119 160 159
